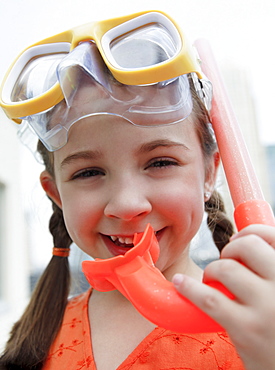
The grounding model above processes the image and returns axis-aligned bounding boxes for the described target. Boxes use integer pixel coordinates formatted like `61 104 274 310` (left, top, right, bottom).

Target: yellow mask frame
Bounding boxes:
0 10 203 122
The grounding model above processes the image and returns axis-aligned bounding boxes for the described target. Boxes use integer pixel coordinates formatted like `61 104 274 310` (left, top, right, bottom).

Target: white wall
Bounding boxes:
0 110 30 349
0 111 30 306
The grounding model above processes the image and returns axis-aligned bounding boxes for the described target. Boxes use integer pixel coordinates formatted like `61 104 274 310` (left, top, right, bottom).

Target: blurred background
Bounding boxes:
0 0 275 350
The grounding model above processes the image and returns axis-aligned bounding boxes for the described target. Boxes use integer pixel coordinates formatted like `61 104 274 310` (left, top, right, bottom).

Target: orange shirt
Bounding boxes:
43 289 245 369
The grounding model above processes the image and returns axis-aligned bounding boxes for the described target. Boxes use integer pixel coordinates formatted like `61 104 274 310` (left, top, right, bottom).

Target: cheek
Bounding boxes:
159 188 205 240
60 192 101 244
153 173 205 220
153 178 205 271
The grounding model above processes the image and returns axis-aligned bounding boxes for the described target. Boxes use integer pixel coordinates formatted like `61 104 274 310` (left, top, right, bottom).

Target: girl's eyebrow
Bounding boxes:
60 139 189 169
136 139 190 154
60 150 102 169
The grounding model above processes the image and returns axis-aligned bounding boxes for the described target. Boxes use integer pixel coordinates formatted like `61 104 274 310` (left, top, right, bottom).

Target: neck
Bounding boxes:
159 247 203 282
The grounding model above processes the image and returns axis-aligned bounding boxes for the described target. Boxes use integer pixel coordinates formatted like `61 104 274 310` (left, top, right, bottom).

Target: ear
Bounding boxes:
40 170 62 209
204 151 220 200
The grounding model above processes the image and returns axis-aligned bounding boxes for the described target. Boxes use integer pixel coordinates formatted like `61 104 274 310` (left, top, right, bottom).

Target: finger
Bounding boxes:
231 224 275 249
203 258 263 305
173 273 275 368
221 235 275 280
172 273 246 330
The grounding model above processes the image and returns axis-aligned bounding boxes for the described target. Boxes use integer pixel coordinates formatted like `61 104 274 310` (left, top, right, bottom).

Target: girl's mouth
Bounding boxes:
109 235 135 248
102 229 164 256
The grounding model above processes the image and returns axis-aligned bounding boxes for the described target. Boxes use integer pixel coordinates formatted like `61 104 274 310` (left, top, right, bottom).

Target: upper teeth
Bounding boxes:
110 236 134 245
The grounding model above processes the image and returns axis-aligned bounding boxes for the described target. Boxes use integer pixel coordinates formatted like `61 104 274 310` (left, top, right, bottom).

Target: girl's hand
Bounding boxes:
173 224 275 370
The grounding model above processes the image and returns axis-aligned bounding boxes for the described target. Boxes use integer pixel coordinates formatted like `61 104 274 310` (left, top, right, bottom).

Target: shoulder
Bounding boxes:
57 288 91 328
66 289 91 314
43 289 94 369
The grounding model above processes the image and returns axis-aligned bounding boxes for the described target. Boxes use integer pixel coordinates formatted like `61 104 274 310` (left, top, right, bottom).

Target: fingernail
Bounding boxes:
172 273 184 287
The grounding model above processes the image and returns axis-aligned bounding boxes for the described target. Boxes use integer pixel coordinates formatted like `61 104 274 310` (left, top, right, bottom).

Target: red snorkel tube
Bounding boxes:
83 40 275 333
195 39 275 230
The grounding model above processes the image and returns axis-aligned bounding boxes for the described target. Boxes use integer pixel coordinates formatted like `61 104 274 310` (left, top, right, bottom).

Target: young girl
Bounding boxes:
0 10 275 370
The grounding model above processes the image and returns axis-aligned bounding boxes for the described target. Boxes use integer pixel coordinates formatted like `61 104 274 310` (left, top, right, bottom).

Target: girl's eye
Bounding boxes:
72 168 105 179
146 158 179 169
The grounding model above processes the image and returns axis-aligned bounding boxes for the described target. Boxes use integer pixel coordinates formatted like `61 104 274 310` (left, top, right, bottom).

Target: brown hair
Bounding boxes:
0 78 234 369
189 81 234 252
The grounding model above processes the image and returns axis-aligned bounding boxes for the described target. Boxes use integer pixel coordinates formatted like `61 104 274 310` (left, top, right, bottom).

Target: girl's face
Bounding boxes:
42 115 217 275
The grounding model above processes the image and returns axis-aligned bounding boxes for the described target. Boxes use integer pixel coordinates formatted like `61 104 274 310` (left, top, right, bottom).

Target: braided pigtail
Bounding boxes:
0 143 72 369
188 79 235 253
205 190 234 252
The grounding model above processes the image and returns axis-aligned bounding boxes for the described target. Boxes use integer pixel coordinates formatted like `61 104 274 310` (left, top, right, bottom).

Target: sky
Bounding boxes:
1 0 275 144
0 0 275 268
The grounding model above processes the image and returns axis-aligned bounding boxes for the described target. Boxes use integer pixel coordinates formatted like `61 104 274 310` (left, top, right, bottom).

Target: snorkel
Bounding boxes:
83 40 275 334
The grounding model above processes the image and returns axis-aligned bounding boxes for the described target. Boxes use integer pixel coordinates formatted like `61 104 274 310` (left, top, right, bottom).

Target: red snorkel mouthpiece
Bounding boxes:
82 224 230 333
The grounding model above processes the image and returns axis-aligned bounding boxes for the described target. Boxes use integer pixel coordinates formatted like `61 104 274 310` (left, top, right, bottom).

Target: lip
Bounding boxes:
101 227 165 257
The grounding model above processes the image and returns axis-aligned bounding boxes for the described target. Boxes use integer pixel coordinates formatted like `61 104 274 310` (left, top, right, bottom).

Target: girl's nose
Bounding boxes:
104 183 152 221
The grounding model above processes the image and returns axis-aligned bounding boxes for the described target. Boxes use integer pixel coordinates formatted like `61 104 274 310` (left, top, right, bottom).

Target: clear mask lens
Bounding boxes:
110 23 178 69
2 42 70 104
11 53 66 102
